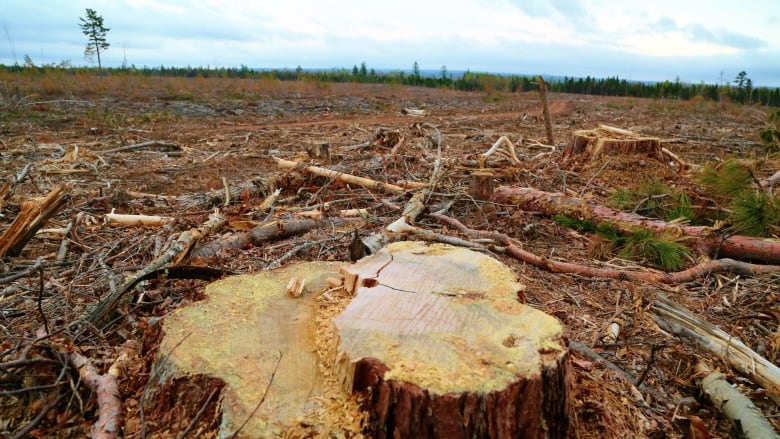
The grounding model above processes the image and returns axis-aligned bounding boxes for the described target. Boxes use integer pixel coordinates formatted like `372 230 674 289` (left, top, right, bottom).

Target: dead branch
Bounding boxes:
650 295 780 404
0 186 69 257
274 157 407 194
67 352 122 439
694 362 779 439
101 140 179 154
494 186 780 264
83 211 226 329
104 211 173 227
427 213 780 284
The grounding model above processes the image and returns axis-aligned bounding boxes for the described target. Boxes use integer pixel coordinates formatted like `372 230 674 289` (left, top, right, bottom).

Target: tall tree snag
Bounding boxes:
333 241 571 438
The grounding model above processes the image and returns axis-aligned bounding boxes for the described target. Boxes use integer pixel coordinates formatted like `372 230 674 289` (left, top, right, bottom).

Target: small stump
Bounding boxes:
333 241 570 438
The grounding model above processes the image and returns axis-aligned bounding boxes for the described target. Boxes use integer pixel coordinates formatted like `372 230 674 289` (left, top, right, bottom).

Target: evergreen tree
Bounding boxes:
79 8 110 70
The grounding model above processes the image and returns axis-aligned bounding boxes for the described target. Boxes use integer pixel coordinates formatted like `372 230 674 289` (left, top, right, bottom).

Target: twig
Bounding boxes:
101 140 179 154
635 343 659 388
11 392 68 439
37 262 49 334
229 351 282 438
0 256 43 285
579 158 612 196
177 387 219 439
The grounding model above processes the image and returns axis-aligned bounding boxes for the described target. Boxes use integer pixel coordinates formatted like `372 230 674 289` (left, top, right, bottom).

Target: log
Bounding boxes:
333 241 570 438
650 295 780 404
494 186 780 264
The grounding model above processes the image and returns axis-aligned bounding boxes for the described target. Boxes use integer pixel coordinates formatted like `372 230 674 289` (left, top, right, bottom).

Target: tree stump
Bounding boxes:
562 126 663 164
149 262 350 438
333 241 570 438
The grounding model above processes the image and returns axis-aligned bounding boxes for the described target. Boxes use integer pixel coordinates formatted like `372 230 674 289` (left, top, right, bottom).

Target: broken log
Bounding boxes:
333 241 570 438
494 186 780 265
650 295 780 404
694 362 779 439
0 185 69 257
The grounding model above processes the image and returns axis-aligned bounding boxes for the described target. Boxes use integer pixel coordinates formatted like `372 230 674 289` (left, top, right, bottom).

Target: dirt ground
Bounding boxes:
0 78 778 438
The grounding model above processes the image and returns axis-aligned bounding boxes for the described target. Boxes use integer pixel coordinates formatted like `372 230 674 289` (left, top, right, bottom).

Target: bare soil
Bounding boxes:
0 78 778 438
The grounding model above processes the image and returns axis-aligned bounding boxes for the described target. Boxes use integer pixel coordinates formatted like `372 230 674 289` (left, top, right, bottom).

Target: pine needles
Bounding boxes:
698 159 780 237
553 215 690 271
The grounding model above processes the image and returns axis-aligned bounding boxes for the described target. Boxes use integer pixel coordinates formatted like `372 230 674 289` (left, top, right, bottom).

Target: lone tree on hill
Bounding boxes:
79 8 110 70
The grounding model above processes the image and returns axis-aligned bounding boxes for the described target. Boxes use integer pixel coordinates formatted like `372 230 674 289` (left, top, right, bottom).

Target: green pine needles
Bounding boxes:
553 215 690 271
698 159 780 237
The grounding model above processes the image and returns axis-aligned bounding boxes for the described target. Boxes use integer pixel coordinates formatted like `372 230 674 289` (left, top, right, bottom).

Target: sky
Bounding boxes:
2 0 779 87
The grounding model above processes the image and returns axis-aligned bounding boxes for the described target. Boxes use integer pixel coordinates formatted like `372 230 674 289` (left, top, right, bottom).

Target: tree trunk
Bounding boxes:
333 241 571 438
493 186 780 264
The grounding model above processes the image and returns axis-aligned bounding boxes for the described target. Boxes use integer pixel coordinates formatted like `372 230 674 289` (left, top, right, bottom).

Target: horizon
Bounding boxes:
2 1 779 87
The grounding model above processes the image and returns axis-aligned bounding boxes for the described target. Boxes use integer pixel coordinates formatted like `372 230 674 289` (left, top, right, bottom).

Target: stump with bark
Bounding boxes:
333 241 571 438
562 126 663 164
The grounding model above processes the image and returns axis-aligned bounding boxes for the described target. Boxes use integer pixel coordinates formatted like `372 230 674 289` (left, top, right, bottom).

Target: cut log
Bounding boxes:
494 186 780 265
333 241 570 438
562 126 663 164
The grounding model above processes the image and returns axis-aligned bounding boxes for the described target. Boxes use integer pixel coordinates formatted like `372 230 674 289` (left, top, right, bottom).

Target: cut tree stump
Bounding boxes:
334 241 570 438
562 126 663 164
148 262 345 438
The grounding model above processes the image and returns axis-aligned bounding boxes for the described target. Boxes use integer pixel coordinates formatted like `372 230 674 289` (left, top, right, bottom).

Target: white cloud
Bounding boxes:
1 0 778 86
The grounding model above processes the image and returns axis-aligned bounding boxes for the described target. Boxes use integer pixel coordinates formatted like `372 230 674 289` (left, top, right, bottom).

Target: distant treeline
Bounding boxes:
2 62 778 107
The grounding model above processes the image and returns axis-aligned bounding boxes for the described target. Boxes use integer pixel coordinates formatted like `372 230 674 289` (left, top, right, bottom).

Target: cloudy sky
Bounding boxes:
2 0 779 86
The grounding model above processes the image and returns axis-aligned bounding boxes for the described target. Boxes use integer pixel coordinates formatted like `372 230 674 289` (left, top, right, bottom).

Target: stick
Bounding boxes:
274 157 407 194
101 140 179 154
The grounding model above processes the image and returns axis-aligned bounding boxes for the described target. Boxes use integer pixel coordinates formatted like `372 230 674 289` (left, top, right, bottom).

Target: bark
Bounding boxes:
494 186 780 264
650 295 780 404
68 352 122 439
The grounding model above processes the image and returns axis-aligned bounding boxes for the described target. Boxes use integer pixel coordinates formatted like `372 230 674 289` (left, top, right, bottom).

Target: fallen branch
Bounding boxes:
101 140 179 154
67 352 122 439
427 213 780 284
694 362 779 439
494 186 780 264
83 211 226 328
650 295 780 404
274 157 407 194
